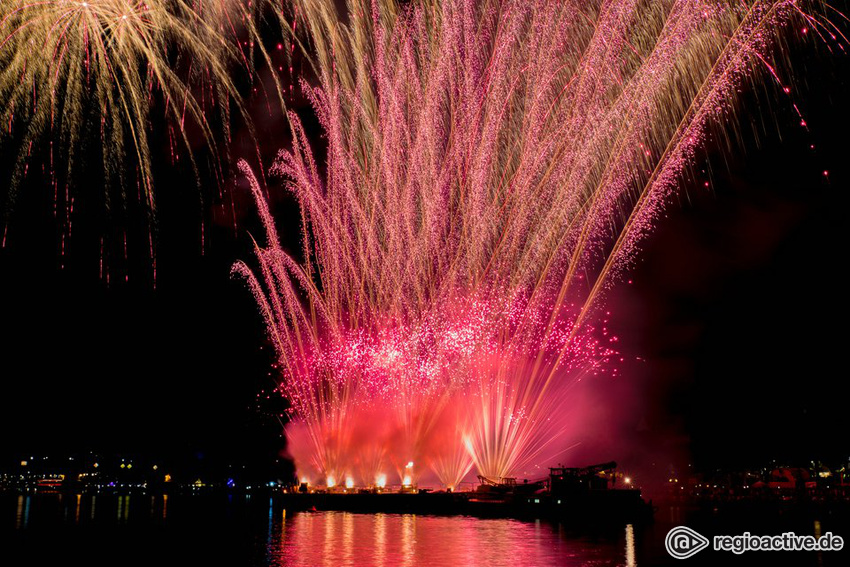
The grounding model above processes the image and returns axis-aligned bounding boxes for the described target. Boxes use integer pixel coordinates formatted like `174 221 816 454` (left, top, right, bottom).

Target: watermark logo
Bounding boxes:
714 531 844 554
665 526 710 559
665 526 844 559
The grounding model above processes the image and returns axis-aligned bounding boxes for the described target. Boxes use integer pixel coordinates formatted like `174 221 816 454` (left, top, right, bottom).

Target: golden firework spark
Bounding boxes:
0 0 295 272
1 1 235 200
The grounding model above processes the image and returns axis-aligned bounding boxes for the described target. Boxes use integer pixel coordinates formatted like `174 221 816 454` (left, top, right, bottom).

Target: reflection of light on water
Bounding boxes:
268 497 274 539
323 510 335 563
15 495 30 529
162 494 168 520
814 520 823 567
342 511 354 565
401 514 415 567
374 514 386 566
266 507 632 566
91 495 97 520
75 494 82 524
15 495 22 529
117 495 130 523
625 524 636 567
276 508 287 564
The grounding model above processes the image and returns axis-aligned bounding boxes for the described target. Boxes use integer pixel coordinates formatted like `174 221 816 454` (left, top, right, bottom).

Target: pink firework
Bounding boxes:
235 0 838 487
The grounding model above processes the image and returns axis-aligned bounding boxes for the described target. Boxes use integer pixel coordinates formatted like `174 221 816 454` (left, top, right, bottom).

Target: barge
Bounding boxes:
278 462 653 524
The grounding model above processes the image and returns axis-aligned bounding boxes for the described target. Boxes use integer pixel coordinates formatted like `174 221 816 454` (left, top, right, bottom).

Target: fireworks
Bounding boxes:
0 0 290 271
235 0 837 487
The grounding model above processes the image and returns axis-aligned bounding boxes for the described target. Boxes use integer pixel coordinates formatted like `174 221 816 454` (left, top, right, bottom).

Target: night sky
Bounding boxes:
1 22 848 478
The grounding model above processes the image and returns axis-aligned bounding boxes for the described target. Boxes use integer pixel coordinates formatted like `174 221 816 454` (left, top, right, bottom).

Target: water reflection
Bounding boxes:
116 494 130 523
6 494 633 566
625 523 636 567
400 513 414 566
814 520 823 567
268 510 629 567
373 512 386 566
15 494 30 529
7 494 849 566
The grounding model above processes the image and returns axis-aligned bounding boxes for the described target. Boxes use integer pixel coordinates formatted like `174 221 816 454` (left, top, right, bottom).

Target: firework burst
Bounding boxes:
0 0 294 271
237 0 841 486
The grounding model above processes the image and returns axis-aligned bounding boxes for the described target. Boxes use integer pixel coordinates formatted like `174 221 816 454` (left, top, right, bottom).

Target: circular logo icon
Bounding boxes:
665 526 710 559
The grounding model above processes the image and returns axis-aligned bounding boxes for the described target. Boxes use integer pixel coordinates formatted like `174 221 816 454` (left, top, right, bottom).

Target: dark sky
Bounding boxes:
1 19 848 476
608 40 850 472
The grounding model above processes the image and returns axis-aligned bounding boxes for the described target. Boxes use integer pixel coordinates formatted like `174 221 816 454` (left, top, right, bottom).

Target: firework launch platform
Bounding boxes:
279 463 653 524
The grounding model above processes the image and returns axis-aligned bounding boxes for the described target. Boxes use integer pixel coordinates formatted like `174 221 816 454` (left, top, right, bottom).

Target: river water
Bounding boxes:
1 493 847 566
